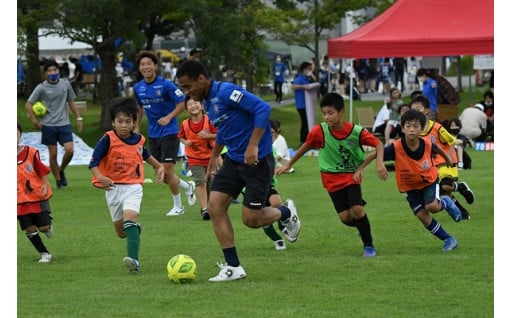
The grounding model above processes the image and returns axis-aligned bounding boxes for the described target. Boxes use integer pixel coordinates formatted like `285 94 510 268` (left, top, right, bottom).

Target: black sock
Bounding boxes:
263 224 283 241
223 246 240 267
27 232 49 254
353 214 373 247
278 205 291 222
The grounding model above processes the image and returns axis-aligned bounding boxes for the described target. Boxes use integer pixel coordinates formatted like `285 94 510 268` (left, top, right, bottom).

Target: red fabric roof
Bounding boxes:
327 0 494 58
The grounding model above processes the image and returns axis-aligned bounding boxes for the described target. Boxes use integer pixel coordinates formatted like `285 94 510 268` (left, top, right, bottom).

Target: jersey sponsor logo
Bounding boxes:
175 89 184 97
229 90 243 103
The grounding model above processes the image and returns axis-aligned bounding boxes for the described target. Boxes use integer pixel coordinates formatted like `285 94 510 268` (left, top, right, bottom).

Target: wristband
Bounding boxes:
76 117 83 121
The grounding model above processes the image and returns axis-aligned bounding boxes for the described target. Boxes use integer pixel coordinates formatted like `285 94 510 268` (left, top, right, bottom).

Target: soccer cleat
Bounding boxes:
363 246 377 258
281 199 301 243
460 209 471 220
59 171 68 186
442 237 458 251
39 252 52 263
123 257 140 273
458 182 475 204
441 196 462 222
200 208 210 221
166 206 185 216
274 239 286 250
209 262 246 282
45 225 53 238
186 181 197 206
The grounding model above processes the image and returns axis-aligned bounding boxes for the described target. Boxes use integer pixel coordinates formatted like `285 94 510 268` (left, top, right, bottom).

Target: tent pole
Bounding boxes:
349 59 353 122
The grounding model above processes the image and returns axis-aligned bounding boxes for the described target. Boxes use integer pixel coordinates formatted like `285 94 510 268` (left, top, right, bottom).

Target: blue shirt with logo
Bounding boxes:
204 81 273 163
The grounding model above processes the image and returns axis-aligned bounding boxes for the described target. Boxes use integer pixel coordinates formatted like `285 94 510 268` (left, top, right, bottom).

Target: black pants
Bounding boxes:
274 81 283 102
297 108 308 144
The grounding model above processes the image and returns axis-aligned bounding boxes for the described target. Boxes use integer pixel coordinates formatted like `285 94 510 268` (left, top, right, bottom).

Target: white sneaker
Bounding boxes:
186 181 197 206
281 199 301 243
45 225 53 238
123 256 140 273
274 239 287 250
166 206 185 216
39 252 52 263
209 262 247 282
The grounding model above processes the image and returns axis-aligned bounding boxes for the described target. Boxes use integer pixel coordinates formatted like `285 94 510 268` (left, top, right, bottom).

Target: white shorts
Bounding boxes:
105 184 143 222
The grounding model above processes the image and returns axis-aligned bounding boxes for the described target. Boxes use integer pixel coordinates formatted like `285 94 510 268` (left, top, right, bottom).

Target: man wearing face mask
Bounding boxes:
25 59 83 189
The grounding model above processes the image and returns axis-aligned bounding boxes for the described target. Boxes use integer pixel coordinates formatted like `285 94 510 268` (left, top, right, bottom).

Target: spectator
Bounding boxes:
25 59 83 189
319 60 330 98
393 57 406 91
478 90 494 141
291 61 314 145
372 103 390 136
416 68 438 121
272 54 287 103
383 87 404 144
459 104 488 143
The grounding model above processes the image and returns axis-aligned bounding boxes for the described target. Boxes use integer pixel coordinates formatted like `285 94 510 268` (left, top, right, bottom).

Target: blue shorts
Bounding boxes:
405 182 440 215
211 153 274 210
149 134 180 164
328 184 366 213
41 125 73 146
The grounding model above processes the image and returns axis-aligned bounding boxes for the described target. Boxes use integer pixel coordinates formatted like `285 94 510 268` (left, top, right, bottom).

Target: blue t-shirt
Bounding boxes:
422 77 438 112
134 76 186 138
293 73 309 109
273 62 287 83
204 81 273 163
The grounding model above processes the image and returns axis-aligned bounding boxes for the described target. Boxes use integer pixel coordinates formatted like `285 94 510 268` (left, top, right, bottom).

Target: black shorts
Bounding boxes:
328 184 366 213
211 153 274 210
149 134 180 164
18 206 52 231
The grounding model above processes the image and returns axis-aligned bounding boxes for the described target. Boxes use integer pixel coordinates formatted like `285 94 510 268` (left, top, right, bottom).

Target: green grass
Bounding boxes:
16 96 493 317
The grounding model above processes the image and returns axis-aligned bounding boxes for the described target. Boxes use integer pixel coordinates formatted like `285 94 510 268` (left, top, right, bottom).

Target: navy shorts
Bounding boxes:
328 184 366 213
211 153 274 210
41 125 73 146
149 134 180 164
405 181 440 214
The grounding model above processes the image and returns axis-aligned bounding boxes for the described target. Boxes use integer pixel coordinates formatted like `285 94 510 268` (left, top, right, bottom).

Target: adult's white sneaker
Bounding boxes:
209 262 247 282
281 199 301 242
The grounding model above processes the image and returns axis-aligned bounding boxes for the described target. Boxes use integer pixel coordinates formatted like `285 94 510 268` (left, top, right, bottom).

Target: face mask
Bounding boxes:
449 128 460 135
48 74 60 82
276 58 281 62
307 71 313 76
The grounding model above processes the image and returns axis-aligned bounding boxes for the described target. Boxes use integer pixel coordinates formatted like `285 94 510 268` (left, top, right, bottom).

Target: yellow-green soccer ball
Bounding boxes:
32 101 47 117
167 254 197 284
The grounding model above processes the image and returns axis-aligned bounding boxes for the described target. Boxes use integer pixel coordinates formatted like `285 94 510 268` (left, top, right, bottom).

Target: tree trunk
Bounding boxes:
25 23 41 96
96 42 120 132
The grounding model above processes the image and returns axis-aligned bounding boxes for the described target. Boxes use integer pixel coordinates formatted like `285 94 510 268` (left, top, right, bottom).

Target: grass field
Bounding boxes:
16 96 494 317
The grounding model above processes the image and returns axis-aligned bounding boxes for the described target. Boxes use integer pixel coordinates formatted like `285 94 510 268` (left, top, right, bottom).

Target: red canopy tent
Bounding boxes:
327 0 494 59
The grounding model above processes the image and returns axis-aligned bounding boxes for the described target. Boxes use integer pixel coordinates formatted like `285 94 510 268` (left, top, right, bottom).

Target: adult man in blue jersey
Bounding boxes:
176 60 301 282
134 50 196 216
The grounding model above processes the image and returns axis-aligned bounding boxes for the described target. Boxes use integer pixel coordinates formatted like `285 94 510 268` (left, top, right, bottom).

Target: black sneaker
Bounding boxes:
201 208 210 221
56 179 63 189
458 182 474 204
59 171 68 187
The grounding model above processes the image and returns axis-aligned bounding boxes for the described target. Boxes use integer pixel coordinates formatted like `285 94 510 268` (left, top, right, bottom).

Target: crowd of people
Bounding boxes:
18 49 491 281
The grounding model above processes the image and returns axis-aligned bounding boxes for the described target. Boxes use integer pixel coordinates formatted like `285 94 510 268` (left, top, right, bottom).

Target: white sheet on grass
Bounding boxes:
20 132 94 166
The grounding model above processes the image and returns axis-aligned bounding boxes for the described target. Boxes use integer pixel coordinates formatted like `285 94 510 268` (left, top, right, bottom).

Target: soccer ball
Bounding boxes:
167 254 197 284
32 101 47 117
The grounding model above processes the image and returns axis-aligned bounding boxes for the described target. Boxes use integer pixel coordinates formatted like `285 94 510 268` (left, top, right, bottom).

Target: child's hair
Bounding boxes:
17 122 22 134
484 90 493 100
410 90 423 101
269 119 281 133
299 61 312 72
389 87 401 98
416 68 431 77
135 50 158 67
441 118 462 130
411 95 430 109
176 60 208 80
43 60 59 71
319 92 345 111
184 95 193 108
398 103 410 113
400 109 427 128
109 97 138 121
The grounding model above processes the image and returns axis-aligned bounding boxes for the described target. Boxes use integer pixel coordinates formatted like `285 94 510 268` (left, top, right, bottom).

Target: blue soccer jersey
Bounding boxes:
134 76 186 138
204 81 273 163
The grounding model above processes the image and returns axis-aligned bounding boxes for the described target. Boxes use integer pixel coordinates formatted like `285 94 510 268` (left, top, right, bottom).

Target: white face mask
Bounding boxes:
307 71 313 76
276 58 281 62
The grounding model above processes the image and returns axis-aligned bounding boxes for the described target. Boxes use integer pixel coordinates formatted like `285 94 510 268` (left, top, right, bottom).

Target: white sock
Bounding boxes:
178 178 190 190
172 193 182 208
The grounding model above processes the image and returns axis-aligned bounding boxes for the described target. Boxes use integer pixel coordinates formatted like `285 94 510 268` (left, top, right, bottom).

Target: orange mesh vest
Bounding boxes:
17 146 52 204
92 131 146 188
394 138 438 192
422 121 457 166
181 115 215 161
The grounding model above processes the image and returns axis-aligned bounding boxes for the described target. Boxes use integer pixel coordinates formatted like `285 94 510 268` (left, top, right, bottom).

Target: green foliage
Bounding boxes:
446 56 475 76
17 147 493 317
